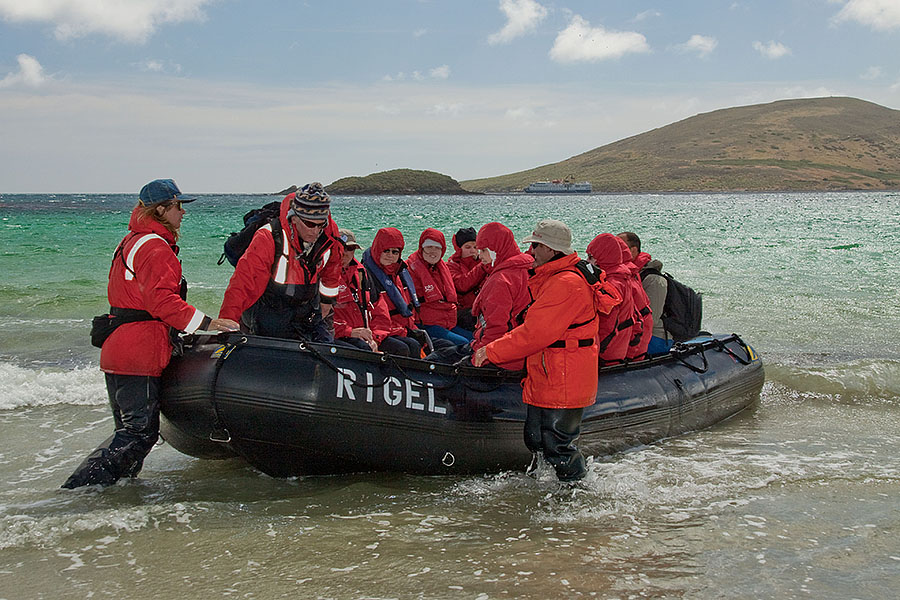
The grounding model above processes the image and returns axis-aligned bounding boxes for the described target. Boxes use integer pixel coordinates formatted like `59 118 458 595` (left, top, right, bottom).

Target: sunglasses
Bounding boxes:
298 217 327 229
530 242 541 249
163 200 184 211
382 248 402 255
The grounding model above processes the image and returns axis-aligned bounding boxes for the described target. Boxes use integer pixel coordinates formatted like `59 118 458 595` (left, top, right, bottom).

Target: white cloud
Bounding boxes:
550 15 650 63
426 103 464 116
383 66 449 82
429 65 450 80
0 0 214 43
633 10 662 22
752 40 791 59
832 0 900 31
0 54 48 88
860 66 883 80
487 0 548 45
413 28 427 38
505 106 536 120
676 34 718 57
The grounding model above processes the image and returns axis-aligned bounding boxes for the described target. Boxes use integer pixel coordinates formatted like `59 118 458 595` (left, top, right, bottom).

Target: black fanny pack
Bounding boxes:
90 307 158 348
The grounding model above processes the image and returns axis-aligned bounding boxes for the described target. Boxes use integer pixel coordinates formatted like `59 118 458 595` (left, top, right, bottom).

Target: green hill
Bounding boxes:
461 97 900 193
327 169 475 195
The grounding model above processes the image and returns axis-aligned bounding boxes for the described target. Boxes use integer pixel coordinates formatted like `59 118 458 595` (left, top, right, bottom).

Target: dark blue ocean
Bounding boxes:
1 192 898 598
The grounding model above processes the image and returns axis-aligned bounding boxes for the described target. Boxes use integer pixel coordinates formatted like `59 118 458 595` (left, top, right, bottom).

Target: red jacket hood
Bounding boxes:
370 227 406 275
476 222 524 265
493 251 534 273
633 250 652 269
127 205 177 248
587 234 625 270
414 227 447 258
587 233 632 279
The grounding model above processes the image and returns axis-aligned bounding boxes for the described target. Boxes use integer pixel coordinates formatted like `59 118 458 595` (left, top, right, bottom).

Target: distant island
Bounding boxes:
273 97 900 195
276 169 476 196
462 97 900 193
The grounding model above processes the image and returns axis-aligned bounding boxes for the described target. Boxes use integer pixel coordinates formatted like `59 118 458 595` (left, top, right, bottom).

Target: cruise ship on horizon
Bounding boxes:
524 180 592 193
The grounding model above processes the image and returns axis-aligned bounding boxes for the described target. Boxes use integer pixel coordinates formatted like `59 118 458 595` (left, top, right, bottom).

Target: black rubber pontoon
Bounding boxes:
159 333 763 477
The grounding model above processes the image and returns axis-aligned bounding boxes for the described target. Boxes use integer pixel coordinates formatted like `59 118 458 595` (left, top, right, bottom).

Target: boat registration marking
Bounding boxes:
336 368 446 415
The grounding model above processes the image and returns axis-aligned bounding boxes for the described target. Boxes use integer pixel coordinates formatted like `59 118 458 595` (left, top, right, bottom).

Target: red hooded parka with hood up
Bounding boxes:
470 222 534 370
100 206 211 377
366 227 418 336
586 233 635 363
447 232 488 311
406 228 458 330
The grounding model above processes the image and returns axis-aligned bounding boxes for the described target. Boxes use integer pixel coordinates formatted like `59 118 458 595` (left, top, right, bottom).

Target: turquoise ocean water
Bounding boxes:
1 192 898 598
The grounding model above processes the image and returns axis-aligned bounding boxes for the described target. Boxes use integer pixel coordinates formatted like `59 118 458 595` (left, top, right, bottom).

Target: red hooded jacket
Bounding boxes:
471 222 534 370
333 258 393 342
622 240 652 359
219 193 342 323
485 253 600 409
586 234 635 363
100 206 210 377
447 233 488 311
365 227 417 336
407 228 458 330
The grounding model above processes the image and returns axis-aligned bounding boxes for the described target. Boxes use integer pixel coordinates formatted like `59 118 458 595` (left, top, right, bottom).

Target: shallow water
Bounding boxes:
1 192 898 598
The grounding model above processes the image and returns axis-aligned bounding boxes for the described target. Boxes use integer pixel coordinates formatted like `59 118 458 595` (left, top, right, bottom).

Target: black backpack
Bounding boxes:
218 201 281 266
641 267 702 342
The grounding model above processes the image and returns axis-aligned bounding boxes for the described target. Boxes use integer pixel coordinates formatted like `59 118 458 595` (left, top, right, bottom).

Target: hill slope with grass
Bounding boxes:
461 97 900 193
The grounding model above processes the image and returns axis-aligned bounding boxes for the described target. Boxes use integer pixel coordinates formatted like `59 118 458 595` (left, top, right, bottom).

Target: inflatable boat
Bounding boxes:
158 333 763 477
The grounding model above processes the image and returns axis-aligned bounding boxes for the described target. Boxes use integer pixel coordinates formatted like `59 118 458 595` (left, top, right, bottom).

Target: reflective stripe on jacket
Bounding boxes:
100 206 207 377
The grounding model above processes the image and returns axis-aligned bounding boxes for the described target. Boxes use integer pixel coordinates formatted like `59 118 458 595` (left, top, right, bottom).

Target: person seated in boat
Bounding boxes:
447 227 488 332
407 228 473 346
362 227 427 357
428 222 533 369
218 183 342 342
586 233 637 364
62 179 239 490
473 219 599 482
618 231 665 356
332 229 393 352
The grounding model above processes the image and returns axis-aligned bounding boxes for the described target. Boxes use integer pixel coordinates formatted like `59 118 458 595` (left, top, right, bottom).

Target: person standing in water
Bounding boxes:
473 219 600 482
63 179 238 489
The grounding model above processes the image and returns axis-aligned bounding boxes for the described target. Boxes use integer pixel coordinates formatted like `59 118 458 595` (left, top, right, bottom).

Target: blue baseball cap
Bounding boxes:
139 179 196 206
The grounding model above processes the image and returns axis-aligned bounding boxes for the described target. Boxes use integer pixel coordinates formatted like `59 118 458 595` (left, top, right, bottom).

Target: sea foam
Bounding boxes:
0 362 106 410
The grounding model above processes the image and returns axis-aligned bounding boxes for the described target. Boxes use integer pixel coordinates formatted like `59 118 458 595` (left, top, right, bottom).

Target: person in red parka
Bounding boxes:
62 179 238 489
469 222 534 369
219 182 342 342
586 233 636 364
407 228 472 346
616 235 653 359
447 227 487 331
361 227 425 357
332 229 393 351
474 219 599 482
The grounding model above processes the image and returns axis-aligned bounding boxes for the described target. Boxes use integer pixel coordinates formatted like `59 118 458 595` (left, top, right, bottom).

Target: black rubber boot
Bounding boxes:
540 408 587 482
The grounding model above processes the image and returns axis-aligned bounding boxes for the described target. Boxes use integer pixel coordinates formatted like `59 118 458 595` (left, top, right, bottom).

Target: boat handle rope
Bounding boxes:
712 334 753 365
670 343 709 373
300 342 392 389
207 338 247 443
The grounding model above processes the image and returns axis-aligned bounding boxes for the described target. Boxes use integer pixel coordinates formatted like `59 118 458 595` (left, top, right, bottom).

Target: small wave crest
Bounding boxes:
0 362 106 410
764 359 900 402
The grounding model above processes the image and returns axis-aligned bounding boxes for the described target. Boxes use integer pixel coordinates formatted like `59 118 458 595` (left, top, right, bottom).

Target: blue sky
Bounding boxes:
1 0 898 193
